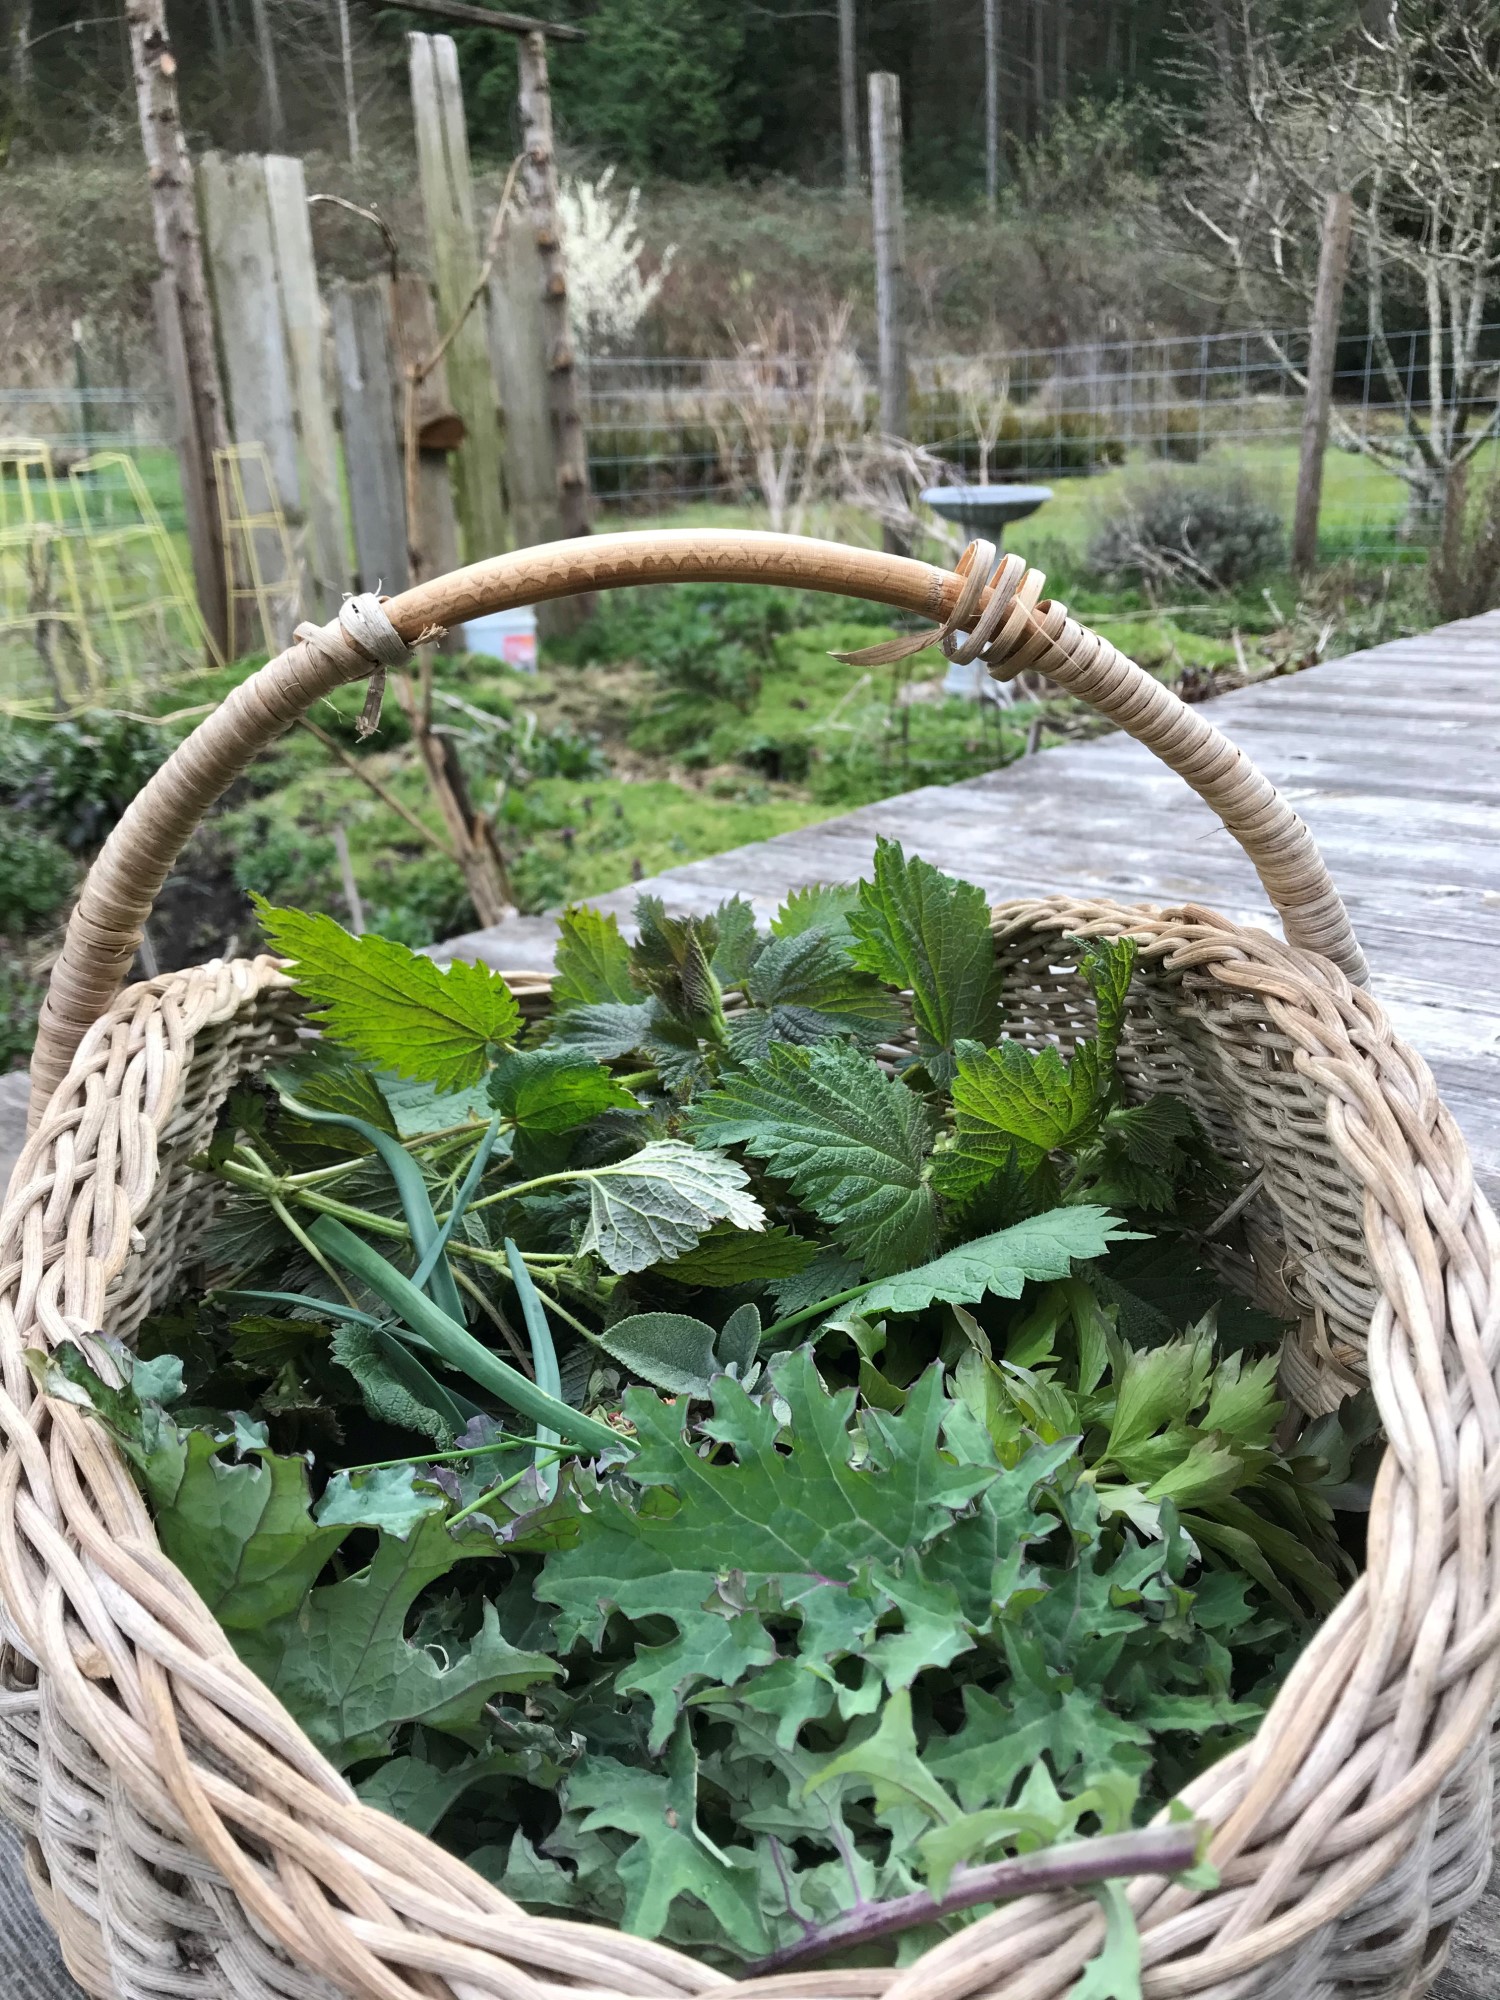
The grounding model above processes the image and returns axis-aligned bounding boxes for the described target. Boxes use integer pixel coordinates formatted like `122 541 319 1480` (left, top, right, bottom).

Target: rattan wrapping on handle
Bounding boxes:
28 530 1366 1125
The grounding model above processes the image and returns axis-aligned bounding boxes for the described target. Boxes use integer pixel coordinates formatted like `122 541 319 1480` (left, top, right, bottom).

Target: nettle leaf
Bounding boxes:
709 897 762 986
740 928 902 1050
859 1208 1134 1317
686 1040 936 1277
488 1047 636 1134
771 882 862 944
255 901 521 1089
658 1222 815 1287
241 1511 559 1767
952 1036 1109 1168
549 999 656 1063
845 838 1000 1081
1077 935 1137 1063
576 1140 766 1274
377 1074 495 1137
268 1048 398 1139
553 905 635 1009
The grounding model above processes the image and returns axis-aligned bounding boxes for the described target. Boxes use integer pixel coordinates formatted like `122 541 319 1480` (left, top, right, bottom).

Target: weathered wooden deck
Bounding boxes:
439 608 1500 1203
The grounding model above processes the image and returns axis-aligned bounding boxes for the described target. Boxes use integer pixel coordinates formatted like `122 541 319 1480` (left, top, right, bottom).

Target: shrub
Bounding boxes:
0 711 167 852
0 825 76 934
1087 469 1284 592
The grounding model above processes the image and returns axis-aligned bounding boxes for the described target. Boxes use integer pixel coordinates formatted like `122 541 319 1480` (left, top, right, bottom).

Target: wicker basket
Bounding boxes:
1 529 1497 2000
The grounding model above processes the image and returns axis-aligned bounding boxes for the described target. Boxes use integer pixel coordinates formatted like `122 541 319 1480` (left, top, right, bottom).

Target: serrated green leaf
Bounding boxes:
240 1511 558 1766
1104 1096 1198 1172
553 905 636 1009
859 1208 1132 1316
1076 935 1137 1065
359 1743 537 1836
709 897 762 986
548 999 656 1062
771 882 862 943
575 1140 766 1274
658 1222 815 1288
845 838 999 1081
686 1040 936 1277
267 1048 398 1138
255 901 521 1089
953 1036 1109 1168
376 1074 495 1136
488 1047 635 1133
741 928 902 1048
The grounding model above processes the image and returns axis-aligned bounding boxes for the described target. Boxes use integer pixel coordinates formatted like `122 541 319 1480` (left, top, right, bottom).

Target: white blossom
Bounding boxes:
556 167 675 353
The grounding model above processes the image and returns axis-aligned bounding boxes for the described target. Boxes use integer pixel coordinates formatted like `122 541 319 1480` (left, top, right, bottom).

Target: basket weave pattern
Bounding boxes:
0 532 1496 2000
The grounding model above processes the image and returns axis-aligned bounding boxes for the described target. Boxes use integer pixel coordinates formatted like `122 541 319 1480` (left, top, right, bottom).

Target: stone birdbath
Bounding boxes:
919 484 1054 700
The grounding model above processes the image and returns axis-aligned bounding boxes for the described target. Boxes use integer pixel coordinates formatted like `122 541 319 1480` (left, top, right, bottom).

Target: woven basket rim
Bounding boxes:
2 892 1497 2000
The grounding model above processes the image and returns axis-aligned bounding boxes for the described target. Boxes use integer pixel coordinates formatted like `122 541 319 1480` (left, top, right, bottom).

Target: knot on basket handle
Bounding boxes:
293 593 426 741
830 541 1046 678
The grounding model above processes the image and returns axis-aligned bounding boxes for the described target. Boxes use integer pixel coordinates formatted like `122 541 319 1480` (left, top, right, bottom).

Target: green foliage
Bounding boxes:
255 901 522 1089
0 823 75 934
71 842 1375 1979
687 1039 938 1276
847 838 1001 1082
0 710 165 852
1088 470 1285 593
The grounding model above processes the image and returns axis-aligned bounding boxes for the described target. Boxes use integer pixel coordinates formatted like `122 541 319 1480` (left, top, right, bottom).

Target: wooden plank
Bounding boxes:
489 223 562 559
408 32 508 566
263 153 348 606
328 279 409 595
199 153 302 528
869 71 907 556
389 274 462 597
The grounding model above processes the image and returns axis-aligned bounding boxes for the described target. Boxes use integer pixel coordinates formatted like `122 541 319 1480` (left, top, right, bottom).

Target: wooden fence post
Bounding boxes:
390 273 463 596
984 0 999 209
408 31 508 566
127 0 230 658
839 0 859 191
516 32 593 591
329 279 410 595
264 153 347 607
199 153 302 525
1292 190 1354 575
869 70 909 556
489 222 564 563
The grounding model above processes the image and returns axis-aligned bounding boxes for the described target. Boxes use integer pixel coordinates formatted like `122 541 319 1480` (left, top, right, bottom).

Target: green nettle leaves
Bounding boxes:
552 905 636 1010
488 1047 636 1133
255 900 521 1089
95 845 1347 1981
575 1141 766 1273
687 1040 938 1276
846 838 1001 1081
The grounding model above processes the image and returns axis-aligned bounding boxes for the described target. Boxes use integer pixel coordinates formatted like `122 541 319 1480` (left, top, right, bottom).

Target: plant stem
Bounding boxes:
742 1824 1204 1976
341 1436 549 1476
447 1445 572 1529
266 1195 364 1311
759 1283 876 1345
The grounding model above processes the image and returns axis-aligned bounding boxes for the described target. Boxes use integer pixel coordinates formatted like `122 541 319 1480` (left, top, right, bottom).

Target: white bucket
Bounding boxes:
461 605 538 672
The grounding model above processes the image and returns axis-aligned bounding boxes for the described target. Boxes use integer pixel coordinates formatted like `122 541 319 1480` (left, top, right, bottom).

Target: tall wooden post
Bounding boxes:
335 0 359 162
127 0 230 658
1292 191 1354 575
983 0 999 209
869 71 908 557
264 154 348 605
489 222 565 562
249 0 285 149
516 35 592 543
330 280 409 595
839 0 859 191
409 31 508 565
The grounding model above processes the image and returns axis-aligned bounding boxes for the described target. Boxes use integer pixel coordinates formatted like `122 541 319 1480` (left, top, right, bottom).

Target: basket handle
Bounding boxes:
27 529 1366 1125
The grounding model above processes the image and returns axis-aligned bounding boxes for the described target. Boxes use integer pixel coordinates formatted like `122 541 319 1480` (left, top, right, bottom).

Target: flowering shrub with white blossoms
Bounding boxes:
556 166 675 352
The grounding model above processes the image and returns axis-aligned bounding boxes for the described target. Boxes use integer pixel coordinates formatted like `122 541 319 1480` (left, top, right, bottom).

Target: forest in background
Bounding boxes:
0 0 1398 378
